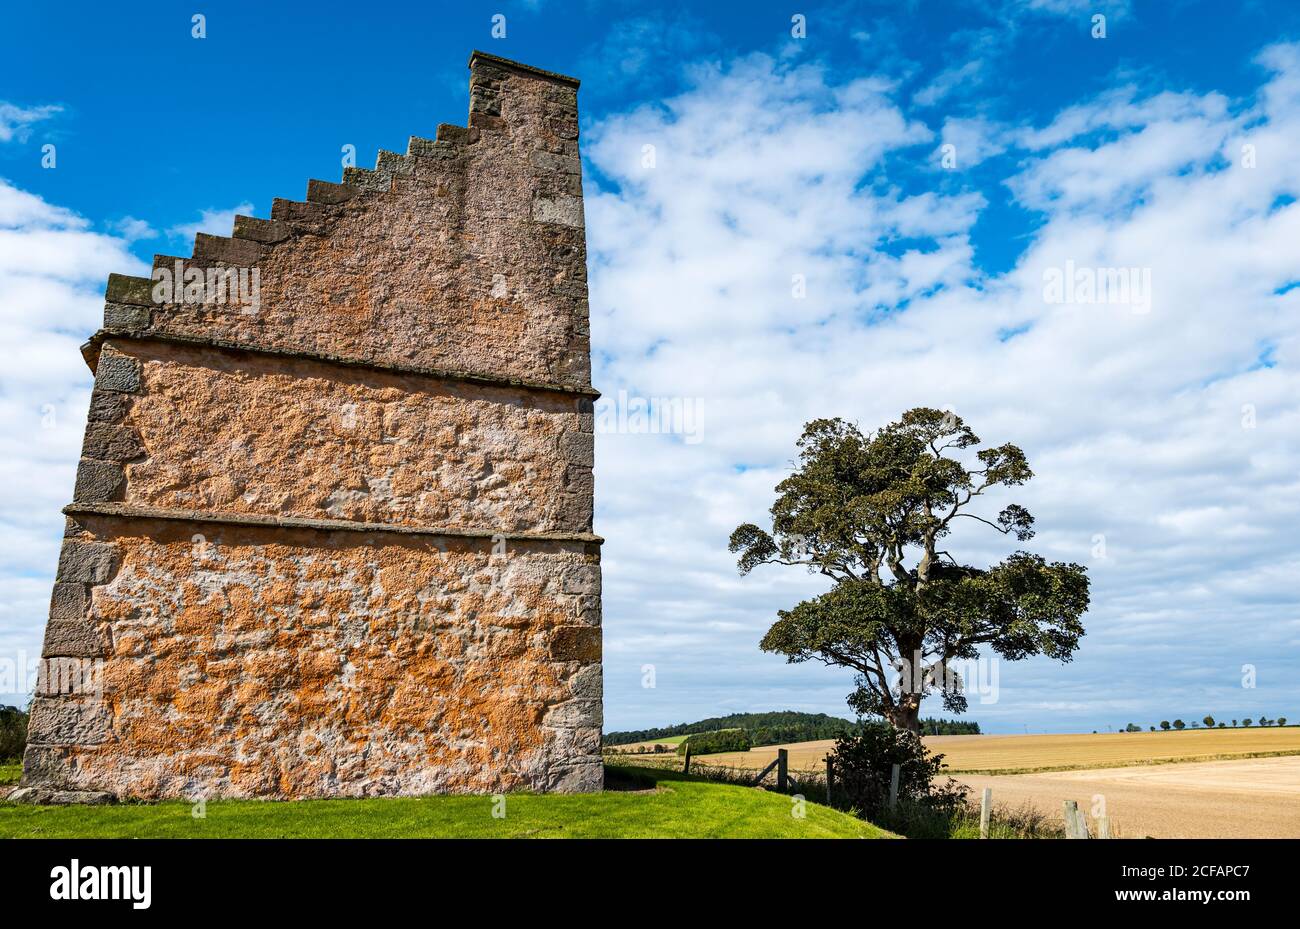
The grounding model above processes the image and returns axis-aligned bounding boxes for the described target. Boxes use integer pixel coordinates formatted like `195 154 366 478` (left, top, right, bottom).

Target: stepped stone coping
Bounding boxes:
65 502 604 545
468 50 580 87
80 329 601 400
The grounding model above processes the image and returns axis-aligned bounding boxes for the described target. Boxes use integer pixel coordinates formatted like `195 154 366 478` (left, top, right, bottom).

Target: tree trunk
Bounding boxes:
887 696 922 733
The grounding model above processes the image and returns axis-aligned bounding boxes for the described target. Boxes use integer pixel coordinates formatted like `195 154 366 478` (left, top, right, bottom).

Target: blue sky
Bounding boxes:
3 0 1300 734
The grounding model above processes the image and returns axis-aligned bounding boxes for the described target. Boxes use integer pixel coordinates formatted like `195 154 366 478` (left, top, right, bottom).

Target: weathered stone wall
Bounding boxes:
28 515 601 799
21 52 602 802
94 340 594 534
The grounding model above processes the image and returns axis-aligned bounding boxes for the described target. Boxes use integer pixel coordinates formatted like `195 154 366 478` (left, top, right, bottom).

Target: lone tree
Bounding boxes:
730 409 1090 733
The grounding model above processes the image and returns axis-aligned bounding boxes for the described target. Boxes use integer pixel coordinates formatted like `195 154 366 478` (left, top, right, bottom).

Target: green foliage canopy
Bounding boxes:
731 409 1090 731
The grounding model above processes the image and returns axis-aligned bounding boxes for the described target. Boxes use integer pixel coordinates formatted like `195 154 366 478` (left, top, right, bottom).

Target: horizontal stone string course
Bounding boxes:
19 50 603 803
82 329 602 400
64 503 604 544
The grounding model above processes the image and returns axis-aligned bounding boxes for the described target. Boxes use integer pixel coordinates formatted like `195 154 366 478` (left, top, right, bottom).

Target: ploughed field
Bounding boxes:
957 756 1300 838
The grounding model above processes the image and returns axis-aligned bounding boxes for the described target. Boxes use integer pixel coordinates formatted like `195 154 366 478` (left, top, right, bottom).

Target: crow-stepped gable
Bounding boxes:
18 51 602 802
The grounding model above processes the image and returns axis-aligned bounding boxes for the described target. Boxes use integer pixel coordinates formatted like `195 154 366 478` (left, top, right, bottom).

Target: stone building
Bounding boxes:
19 52 602 801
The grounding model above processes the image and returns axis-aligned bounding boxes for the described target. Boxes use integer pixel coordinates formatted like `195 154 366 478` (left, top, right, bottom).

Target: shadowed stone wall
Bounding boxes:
20 52 602 802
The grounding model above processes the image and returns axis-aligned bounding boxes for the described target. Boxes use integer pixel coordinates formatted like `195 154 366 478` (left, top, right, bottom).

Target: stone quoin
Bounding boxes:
17 51 603 802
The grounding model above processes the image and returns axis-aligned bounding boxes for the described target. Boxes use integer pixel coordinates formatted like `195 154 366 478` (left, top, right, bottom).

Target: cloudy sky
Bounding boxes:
2 0 1298 734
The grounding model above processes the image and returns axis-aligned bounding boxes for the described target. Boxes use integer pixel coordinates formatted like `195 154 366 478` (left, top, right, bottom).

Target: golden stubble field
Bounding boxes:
682 727 1300 774
637 727 1300 838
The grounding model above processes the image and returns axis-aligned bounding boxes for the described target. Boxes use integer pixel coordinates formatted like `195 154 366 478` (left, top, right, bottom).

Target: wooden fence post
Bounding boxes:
777 749 789 791
682 743 691 775
1097 815 1110 839
1063 800 1081 839
1076 809 1091 839
888 764 900 809
825 757 834 805
979 787 992 839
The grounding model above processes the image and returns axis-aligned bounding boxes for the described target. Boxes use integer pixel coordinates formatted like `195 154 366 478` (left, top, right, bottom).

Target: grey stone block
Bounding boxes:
56 540 119 584
36 657 103 695
42 619 104 658
194 232 265 264
530 150 581 175
545 760 603 793
105 273 153 306
468 113 506 132
82 423 143 462
469 88 501 117
233 215 289 244
550 625 601 663
27 697 111 745
568 663 603 701
87 390 130 424
556 492 594 532
564 465 594 494
94 353 141 393
49 582 89 622
271 198 325 227
546 115 579 141
548 725 602 759
573 594 601 626
306 180 357 205
561 565 601 596
567 174 585 196
103 302 150 330
560 431 595 467
532 195 584 228
7 787 116 805
20 744 76 786
434 124 479 146
73 458 124 503
44 584 103 658
544 699 602 729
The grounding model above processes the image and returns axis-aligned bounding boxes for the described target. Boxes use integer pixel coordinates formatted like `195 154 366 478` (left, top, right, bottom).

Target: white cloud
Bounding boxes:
0 102 62 144
586 45 1300 732
108 216 157 243
938 116 1008 168
1017 0 1131 16
0 180 147 703
165 201 254 244
914 60 984 108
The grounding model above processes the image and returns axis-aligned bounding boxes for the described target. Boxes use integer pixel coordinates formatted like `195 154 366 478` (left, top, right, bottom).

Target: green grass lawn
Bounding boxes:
0 763 20 786
0 766 892 839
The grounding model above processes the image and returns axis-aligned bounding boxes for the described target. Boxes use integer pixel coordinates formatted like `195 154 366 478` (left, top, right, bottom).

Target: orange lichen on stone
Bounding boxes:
33 516 599 798
113 341 592 534
20 53 602 804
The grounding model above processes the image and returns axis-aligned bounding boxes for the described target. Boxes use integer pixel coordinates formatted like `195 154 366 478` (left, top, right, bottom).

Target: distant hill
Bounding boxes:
603 711 979 747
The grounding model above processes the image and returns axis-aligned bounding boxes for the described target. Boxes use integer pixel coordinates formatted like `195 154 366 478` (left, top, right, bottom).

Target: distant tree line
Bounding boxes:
919 717 982 736
603 711 980 747
0 705 28 761
1119 715 1291 732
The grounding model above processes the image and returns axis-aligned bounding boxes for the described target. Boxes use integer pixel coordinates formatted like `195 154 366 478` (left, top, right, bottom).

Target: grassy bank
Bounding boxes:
0 765 893 839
